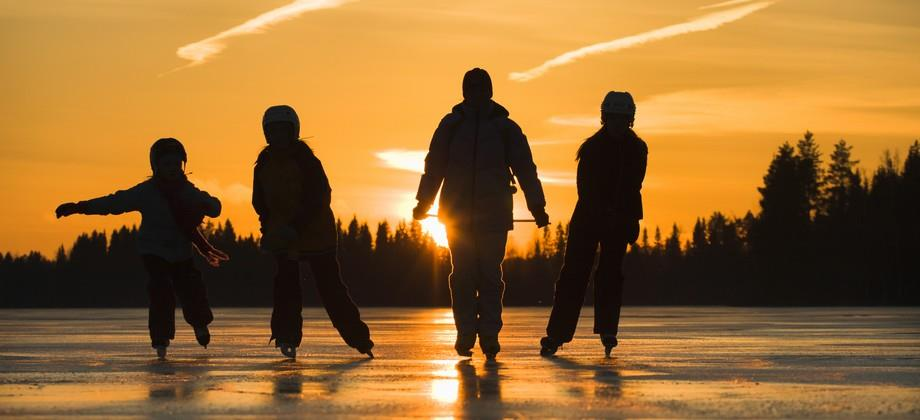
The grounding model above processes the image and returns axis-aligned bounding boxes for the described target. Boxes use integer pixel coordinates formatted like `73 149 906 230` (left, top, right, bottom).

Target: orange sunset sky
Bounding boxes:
2 0 919 255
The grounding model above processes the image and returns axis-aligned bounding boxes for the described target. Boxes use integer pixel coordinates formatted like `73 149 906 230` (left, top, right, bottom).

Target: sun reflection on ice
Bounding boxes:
430 379 459 403
429 359 460 404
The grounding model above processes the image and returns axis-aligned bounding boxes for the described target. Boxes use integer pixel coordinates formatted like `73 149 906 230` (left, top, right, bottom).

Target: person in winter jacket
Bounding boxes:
412 68 549 360
539 91 648 357
253 104 374 359
55 138 225 360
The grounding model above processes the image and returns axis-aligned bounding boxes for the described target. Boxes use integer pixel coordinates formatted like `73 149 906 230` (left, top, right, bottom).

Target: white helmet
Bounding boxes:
262 105 300 138
601 91 636 119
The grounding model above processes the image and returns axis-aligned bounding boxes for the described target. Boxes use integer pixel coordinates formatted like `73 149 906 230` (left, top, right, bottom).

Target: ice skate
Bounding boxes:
455 333 475 357
277 341 297 359
601 334 618 357
540 336 563 357
194 326 210 348
479 335 500 361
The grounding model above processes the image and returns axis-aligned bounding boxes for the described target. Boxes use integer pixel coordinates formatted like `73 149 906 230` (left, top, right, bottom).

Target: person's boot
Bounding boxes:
540 336 564 357
479 335 500 361
455 333 476 357
601 334 618 357
277 341 297 359
154 344 168 360
356 339 375 359
194 326 210 348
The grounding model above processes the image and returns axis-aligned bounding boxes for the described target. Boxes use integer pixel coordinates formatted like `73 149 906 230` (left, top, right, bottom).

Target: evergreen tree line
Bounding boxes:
1 133 917 307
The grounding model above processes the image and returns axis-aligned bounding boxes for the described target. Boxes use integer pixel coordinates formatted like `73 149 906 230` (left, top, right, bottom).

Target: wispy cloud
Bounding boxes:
189 178 252 205
168 0 352 73
376 149 426 174
549 87 920 136
547 115 599 128
699 0 756 10
529 138 580 146
540 171 576 186
376 149 577 186
509 1 775 82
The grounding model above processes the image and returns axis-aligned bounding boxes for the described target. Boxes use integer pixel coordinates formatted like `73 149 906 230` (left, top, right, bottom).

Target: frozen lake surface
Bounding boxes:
1 307 919 418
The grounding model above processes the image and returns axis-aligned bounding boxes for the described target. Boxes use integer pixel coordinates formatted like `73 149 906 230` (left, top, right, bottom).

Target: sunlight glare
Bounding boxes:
420 218 449 248
430 379 459 403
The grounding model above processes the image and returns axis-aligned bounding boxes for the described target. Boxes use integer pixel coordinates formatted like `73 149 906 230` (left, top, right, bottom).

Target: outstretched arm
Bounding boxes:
56 184 143 218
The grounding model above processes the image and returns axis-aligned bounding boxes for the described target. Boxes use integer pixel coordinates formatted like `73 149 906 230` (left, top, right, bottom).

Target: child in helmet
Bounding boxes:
253 105 374 359
540 91 648 357
55 138 226 360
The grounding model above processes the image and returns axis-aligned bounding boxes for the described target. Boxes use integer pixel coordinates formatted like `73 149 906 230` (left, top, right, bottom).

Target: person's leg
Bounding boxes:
545 215 601 343
271 256 303 347
446 229 478 341
142 255 176 348
593 235 628 337
306 252 373 352
475 231 508 338
475 230 508 357
171 259 214 330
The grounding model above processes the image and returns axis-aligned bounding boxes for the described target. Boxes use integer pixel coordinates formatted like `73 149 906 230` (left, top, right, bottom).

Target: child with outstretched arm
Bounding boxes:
55 138 227 360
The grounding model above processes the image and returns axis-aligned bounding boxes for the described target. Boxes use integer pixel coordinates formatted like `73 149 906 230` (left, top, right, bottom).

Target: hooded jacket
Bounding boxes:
79 180 221 262
252 141 338 255
416 100 546 232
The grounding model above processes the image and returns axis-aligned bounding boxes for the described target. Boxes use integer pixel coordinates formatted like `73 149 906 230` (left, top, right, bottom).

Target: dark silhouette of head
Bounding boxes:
263 105 300 149
462 68 492 108
149 138 187 181
600 91 636 136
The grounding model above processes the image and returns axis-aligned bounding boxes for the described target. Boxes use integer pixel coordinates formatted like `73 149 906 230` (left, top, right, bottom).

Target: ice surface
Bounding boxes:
1 307 919 417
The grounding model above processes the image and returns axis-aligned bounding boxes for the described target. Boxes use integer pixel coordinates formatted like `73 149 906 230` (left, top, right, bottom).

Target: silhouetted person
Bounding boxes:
55 138 225 360
253 105 373 359
540 91 647 357
413 68 549 360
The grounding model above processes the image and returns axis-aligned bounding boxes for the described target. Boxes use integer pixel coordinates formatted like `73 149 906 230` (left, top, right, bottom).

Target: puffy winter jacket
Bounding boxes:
252 141 338 255
416 100 546 232
80 179 221 262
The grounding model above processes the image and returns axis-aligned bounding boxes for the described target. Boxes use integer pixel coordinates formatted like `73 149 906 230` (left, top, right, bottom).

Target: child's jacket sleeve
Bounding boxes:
80 183 144 215
190 185 222 218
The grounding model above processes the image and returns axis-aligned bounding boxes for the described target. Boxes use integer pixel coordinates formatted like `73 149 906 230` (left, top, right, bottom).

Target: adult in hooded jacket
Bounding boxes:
413 68 549 359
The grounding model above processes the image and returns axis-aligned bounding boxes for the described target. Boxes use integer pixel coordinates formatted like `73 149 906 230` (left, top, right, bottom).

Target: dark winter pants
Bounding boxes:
446 229 509 337
271 252 371 349
142 255 213 347
546 210 629 342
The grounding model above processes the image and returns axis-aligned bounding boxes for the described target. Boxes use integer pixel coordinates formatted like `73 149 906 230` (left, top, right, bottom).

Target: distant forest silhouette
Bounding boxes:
2 133 918 307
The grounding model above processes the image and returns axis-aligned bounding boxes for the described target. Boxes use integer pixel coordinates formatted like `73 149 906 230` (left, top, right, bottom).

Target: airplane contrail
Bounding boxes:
699 0 755 10
508 1 774 82
167 0 352 73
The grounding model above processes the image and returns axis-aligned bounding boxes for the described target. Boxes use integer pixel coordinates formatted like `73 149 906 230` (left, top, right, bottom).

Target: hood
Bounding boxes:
450 100 510 120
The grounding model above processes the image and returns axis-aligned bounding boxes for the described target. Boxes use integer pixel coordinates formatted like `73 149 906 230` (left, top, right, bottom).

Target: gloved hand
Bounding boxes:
412 204 430 221
260 225 299 253
534 210 550 228
55 202 83 218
